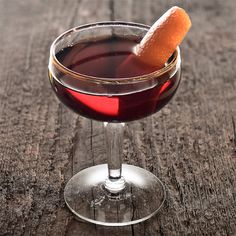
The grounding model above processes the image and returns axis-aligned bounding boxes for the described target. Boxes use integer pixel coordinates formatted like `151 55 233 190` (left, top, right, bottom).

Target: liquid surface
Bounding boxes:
50 37 181 122
57 37 157 78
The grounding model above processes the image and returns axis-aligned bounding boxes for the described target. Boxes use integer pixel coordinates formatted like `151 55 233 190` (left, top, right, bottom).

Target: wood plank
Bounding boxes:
0 1 83 235
0 0 236 235
113 0 236 235
58 1 139 235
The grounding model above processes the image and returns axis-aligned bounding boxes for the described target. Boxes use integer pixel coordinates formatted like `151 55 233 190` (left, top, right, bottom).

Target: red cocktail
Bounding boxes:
50 37 180 122
48 21 182 226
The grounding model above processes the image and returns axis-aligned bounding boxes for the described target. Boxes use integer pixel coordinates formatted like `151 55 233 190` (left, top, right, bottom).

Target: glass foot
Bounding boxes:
64 164 166 226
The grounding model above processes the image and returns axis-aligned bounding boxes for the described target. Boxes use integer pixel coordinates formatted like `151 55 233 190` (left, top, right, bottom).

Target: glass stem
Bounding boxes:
103 122 126 194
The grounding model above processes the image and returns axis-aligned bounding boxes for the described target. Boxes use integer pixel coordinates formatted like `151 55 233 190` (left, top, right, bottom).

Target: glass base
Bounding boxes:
64 164 166 226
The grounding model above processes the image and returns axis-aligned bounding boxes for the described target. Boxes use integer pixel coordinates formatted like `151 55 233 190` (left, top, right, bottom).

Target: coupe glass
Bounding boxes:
48 22 181 226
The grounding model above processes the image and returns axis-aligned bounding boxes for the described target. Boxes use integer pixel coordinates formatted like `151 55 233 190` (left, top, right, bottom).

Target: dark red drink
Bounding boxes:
49 37 181 122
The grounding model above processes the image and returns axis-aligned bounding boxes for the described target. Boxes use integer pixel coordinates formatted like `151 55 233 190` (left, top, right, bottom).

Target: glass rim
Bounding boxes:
49 21 180 84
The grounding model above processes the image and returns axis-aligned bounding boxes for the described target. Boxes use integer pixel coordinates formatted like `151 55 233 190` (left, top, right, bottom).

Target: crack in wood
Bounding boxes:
232 116 236 152
109 0 115 21
131 225 135 236
71 117 80 175
90 120 95 166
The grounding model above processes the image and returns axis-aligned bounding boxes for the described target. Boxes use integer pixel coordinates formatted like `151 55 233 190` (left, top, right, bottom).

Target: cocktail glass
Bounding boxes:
48 22 181 226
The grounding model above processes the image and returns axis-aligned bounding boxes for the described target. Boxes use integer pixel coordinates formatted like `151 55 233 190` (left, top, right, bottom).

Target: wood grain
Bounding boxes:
0 0 236 235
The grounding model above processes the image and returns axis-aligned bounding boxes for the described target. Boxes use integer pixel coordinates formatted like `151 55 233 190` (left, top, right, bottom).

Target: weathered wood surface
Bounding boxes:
0 0 236 235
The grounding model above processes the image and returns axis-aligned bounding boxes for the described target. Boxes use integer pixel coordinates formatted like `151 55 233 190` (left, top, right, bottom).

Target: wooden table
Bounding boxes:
1 0 236 235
